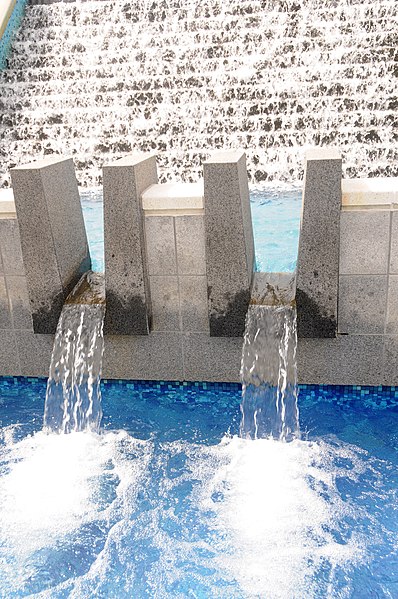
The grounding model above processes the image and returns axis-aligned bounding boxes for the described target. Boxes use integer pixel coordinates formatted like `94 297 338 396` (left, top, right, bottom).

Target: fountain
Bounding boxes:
0 0 397 187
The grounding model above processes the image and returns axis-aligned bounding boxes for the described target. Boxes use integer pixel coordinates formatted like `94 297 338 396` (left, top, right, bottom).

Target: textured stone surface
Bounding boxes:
383 336 398 385
14 331 53 377
339 210 390 275
389 211 398 274
203 151 254 337
250 272 296 305
145 216 177 275
386 275 398 334
6 275 32 330
179 276 209 332
338 275 387 334
0 219 24 275
149 275 180 331
297 335 384 385
296 148 342 338
10 156 90 333
175 215 206 275
103 333 183 380
0 277 12 329
0 330 20 376
182 332 242 382
103 153 157 335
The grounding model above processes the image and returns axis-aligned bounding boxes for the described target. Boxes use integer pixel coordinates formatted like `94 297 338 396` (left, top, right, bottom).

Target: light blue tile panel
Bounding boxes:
0 0 28 70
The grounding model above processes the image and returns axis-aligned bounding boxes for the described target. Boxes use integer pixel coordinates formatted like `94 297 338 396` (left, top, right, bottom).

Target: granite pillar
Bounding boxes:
10 156 91 333
296 148 342 338
203 151 254 337
103 153 157 334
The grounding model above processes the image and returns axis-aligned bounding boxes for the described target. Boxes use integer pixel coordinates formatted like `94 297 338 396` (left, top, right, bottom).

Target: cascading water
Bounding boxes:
240 303 299 441
0 0 397 187
43 272 106 434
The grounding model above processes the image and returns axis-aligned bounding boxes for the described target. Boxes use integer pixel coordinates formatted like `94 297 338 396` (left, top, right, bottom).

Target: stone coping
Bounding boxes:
142 182 204 215
0 188 16 218
342 177 398 210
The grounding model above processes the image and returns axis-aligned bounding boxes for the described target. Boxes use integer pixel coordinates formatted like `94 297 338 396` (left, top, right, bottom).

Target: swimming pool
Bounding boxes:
0 378 397 598
80 187 302 274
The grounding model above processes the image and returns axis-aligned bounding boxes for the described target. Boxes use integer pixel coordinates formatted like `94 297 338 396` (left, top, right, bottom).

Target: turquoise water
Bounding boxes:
0 378 397 598
81 188 302 274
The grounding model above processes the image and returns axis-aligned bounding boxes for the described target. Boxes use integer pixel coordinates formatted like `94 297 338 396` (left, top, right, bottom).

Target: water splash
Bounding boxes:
0 0 397 187
43 273 105 434
240 304 299 441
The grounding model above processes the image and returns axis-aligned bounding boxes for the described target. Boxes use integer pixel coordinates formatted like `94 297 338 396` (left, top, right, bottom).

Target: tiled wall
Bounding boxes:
144 214 209 333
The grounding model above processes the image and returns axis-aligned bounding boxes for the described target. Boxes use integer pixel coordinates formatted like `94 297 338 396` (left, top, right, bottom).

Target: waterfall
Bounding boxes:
43 272 105 434
0 0 397 188
240 304 299 441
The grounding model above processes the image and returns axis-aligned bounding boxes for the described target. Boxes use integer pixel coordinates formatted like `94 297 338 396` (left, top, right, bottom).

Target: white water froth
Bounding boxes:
0 428 375 598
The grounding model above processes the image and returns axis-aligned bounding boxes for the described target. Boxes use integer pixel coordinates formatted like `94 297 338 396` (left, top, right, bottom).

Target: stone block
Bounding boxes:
14 330 54 377
103 153 157 335
179 276 209 332
145 216 177 275
0 218 25 275
296 148 342 338
203 151 254 337
6 275 32 330
182 332 242 382
297 335 384 385
389 211 398 274
338 275 387 334
149 275 180 331
0 276 12 329
339 210 390 275
250 272 296 305
175 215 206 275
103 332 183 380
10 156 90 333
386 275 398 334
0 330 20 376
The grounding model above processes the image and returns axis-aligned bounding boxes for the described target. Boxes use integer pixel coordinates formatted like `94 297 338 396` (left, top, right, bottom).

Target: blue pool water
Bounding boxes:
81 187 302 274
0 378 397 598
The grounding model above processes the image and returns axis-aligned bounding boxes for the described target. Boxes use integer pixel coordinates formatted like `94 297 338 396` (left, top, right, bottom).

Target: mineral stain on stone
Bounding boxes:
296 288 336 338
209 288 251 337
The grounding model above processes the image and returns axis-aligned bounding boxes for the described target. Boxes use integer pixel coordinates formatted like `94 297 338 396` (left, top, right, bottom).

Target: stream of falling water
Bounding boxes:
240 304 299 441
43 276 105 434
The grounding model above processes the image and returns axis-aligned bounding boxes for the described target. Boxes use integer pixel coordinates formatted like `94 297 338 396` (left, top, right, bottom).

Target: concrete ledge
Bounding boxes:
142 182 204 215
0 188 16 218
342 177 398 210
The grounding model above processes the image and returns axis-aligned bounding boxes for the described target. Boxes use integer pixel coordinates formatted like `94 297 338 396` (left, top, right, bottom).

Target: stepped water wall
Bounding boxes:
0 0 397 187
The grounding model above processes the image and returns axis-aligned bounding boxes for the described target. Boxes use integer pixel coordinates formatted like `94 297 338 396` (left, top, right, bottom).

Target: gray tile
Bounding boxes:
103 333 183 380
182 332 242 382
0 277 12 329
203 151 254 337
386 275 398 334
145 216 177 275
14 330 54 377
179 276 209 332
6 275 33 330
383 336 398 385
0 219 25 275
338 275 387 334
149 275 180 331
175 215 206 275
296 149 341 337
339 210 390 275
103 154 156 334
389 212 398 274
0 243 3 275
298 335 384 385
0 330 20 376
